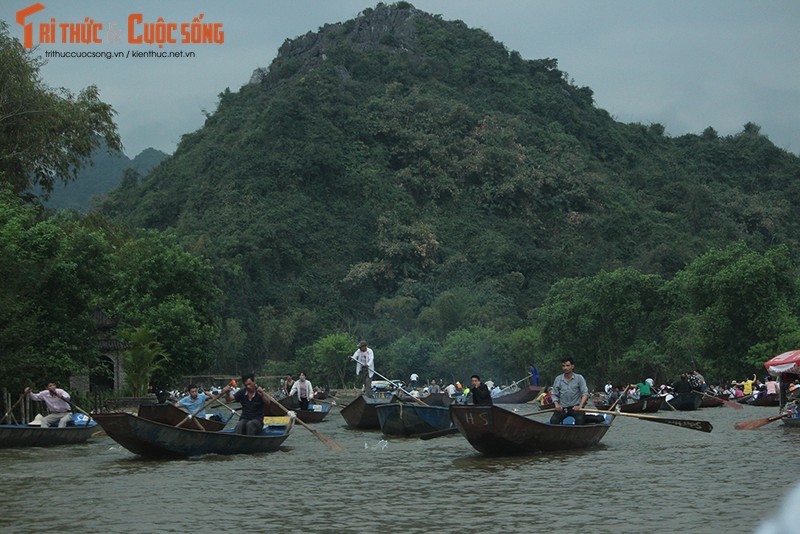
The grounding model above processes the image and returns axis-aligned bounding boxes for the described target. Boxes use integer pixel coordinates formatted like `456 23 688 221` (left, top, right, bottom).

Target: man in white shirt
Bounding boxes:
410 372 419 388
25 382 73 428
353 340 374 398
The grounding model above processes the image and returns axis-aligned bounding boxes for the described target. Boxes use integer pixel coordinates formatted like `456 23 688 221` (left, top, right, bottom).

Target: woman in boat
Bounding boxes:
289 372 314 411
281 375 295 397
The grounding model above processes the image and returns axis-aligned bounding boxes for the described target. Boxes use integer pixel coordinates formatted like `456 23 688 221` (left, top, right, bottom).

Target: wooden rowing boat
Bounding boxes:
262 396 331 423
93 412 291 458
594 395 664 413
747 393 779 407
699 393 729 408
782 416 800 428
376 403 453 437
340 395 391 429
493 385 544 404
395 392 452 406
0 418 97 448
662 392 703 411
449 405 614 456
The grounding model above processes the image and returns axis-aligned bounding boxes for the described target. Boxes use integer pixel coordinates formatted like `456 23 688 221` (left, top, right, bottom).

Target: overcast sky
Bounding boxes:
4 0 799 157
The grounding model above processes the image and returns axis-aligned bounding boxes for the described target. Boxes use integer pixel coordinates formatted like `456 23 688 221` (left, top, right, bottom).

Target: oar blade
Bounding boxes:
734 414 787 430
641 415 713 433
311 428 346 451
591 409 713 433
724 399 744 410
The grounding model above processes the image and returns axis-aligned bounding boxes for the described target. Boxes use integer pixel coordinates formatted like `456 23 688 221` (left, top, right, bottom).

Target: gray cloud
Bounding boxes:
4 0 798 155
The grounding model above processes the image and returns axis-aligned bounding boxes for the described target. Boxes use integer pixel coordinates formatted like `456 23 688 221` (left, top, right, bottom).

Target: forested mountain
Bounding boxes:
41 147 168 210
99 3 800 384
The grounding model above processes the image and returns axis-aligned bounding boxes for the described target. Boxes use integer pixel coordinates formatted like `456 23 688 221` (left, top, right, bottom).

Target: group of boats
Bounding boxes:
2 370 797 459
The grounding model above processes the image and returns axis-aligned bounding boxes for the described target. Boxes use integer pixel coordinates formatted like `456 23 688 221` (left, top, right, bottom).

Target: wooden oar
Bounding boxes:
176 388 229 430
65 399 94 426
701 391 743 410
351 357 427 406
607 386 630 412
419 427 459 440
734 412 792 430
313 397 343 409
2 393 25 424
589 408 713 433
497 373 534 395
260 391 344 451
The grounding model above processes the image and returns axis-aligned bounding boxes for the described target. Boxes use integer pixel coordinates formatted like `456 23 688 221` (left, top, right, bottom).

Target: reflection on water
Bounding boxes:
0 407 796 533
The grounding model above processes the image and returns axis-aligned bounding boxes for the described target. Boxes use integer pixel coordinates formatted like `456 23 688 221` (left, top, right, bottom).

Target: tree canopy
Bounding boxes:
0 22 120 197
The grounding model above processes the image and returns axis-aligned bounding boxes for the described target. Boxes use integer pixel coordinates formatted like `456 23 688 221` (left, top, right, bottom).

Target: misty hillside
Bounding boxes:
43 147 168 210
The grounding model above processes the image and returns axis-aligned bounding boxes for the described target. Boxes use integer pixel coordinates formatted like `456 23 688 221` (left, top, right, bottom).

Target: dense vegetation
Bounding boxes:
96 3 800 388
4 4 800 393
0 23 220 395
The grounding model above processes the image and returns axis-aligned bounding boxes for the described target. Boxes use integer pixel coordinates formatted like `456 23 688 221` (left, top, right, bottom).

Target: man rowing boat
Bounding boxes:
550 357 588 425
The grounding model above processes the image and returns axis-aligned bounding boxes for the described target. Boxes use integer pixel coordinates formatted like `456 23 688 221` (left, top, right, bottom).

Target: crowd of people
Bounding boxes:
598 370 800 405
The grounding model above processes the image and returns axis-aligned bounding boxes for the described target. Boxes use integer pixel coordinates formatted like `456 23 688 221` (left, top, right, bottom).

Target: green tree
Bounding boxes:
103 231 221 383
535 268 665 385
0 23 120 196
381 335 439 380
309 333 356 388
121 327 168 397
430 327 504 382
664 242 800 380
0 187 110 392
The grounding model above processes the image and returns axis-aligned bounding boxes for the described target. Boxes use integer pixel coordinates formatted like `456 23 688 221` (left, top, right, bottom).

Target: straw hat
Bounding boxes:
27 413 44 426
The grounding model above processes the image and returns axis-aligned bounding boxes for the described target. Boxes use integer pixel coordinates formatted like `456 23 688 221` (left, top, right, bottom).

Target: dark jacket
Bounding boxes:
471 383 493 406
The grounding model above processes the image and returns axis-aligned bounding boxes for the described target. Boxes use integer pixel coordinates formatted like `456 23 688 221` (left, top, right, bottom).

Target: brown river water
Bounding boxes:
0 403 796 533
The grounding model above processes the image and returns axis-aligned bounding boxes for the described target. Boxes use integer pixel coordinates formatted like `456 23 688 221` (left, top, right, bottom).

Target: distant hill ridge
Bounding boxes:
44 146 169 210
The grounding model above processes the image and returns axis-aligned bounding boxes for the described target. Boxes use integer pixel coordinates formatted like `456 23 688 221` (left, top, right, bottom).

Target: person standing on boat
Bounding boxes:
410 372 419 388
353 340 374 398
24 382 73 428
470 375 493 406
282 375 295 397
429 379 441 394
289 372 314 410
765 376 779 396
221 373 265 435
175 385 211 418
550 358 588 425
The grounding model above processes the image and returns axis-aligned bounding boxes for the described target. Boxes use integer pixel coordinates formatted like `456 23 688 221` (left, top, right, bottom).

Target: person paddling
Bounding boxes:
24 382 73 428
550 358 588 425
221 373 265 435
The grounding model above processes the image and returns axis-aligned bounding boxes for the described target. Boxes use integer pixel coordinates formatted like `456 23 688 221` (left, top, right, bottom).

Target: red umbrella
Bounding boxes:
764 350 800 376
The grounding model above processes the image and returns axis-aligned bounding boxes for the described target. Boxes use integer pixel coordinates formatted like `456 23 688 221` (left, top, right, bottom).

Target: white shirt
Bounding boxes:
445 384 457 396
410 373 419 381
353 347 374 377
289 379 314 400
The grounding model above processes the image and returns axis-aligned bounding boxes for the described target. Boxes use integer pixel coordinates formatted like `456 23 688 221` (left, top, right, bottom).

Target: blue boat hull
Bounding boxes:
376 403 453 437
94 413 290 458
0 422 97 448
